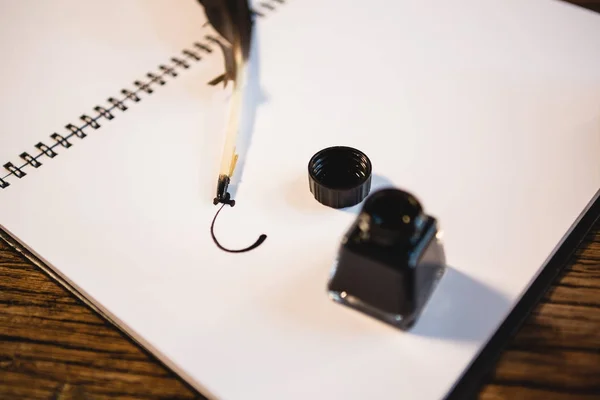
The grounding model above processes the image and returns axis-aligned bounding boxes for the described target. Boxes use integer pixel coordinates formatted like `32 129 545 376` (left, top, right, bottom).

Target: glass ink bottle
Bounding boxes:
327 188 446 330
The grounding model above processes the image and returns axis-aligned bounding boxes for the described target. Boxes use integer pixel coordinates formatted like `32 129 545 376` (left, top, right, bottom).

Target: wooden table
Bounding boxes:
2 1 600 399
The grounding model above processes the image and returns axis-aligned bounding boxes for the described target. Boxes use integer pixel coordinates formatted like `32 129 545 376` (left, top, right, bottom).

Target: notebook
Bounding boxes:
1 0 599 399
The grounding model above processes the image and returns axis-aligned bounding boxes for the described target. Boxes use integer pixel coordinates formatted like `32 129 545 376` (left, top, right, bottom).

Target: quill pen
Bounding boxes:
197 0 253 205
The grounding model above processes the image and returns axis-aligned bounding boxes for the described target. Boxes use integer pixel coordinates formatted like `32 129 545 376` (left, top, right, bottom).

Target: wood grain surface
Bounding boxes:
1 1 600 399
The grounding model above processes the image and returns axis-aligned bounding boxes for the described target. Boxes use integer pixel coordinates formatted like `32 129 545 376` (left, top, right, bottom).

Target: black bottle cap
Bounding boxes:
308 146 372 209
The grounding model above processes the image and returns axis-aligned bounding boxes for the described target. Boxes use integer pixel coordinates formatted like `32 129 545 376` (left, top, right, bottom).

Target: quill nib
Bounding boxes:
214 174 234 206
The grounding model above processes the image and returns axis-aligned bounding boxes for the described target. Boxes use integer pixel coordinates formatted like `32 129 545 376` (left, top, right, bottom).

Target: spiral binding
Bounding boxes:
0 0 287 190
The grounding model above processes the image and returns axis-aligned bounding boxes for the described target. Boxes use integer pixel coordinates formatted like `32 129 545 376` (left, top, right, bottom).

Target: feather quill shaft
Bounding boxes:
197 0 253 204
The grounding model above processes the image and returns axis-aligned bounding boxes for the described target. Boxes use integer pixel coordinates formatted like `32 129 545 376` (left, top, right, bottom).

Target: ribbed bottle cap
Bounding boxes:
308 146 372 209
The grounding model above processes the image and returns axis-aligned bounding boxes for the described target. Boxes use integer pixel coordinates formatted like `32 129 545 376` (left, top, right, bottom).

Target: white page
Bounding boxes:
1 0 600 399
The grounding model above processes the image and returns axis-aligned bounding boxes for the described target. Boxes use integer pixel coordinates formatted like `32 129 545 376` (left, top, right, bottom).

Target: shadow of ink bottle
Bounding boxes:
327 188 446 330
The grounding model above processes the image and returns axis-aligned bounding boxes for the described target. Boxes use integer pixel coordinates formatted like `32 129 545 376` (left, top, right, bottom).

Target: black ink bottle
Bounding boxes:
327 188 446 330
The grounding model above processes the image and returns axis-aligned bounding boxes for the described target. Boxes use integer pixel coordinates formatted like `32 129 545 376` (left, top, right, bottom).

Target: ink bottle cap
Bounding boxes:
308 146 372 209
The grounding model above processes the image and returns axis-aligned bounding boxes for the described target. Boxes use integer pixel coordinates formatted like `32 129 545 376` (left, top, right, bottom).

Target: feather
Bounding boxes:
197 0 255 204
197 0 253 87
